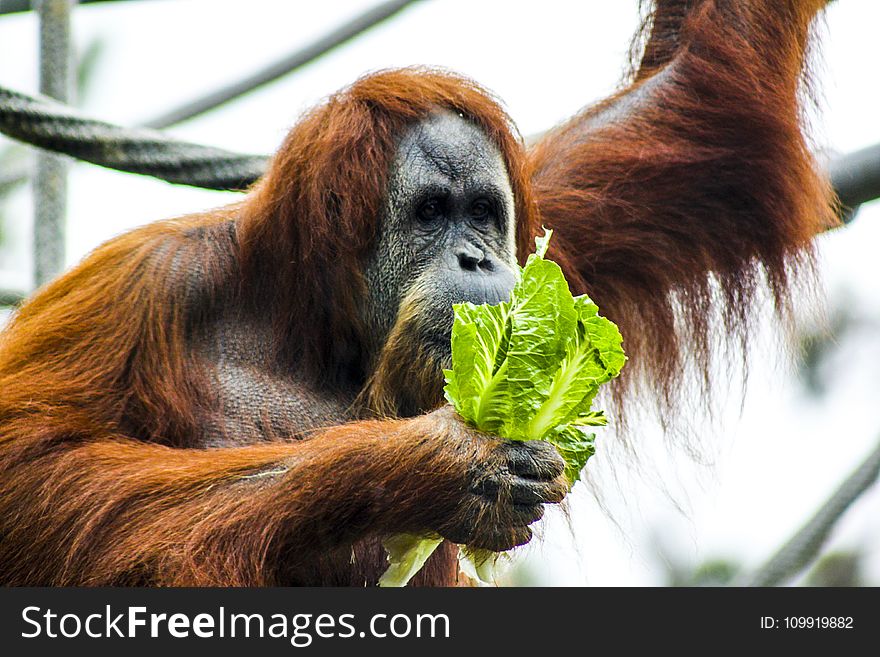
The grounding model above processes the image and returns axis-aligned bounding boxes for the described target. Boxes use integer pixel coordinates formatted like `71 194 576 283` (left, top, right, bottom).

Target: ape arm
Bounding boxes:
530 0 836 405
0 406 566 586
0 408 562 586
0 418 416 585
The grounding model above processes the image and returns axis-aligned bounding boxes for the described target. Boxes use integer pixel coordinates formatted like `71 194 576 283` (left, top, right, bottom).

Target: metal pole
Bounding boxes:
33 0 76 287
829 143 880 222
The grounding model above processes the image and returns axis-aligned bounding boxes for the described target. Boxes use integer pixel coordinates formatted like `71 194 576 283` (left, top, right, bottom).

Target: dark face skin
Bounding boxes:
363 111 518 363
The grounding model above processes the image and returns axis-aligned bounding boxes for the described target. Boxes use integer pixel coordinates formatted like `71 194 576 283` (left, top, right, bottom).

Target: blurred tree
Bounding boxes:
803 550 866 587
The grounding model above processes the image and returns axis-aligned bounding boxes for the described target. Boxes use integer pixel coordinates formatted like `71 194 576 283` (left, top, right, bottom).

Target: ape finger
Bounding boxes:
509 477 568 506
470 525 533 553
503 440 565 480
510 502 545 527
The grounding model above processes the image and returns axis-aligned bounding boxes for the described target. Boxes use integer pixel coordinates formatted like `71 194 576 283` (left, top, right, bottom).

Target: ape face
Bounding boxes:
363 111 518 365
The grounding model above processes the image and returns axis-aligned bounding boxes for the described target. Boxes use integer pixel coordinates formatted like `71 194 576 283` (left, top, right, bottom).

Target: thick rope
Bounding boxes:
737 436 880 587
0 85 268 191
6 83 879 209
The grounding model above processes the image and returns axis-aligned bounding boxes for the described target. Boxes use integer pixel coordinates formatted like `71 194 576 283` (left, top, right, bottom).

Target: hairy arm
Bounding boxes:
0 408 564 585
0 408 567 585
530 0 836 408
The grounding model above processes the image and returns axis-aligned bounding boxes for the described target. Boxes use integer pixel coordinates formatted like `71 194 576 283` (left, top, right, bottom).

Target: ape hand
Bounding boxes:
421 406 569 552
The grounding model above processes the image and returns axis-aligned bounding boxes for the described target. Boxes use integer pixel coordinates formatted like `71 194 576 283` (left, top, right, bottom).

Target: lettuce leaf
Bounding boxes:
381 229 626 587
445 228 625 482
377 534 444 588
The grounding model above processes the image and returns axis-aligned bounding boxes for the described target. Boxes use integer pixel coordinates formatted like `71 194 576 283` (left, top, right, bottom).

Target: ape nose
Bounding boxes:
456 243 490 272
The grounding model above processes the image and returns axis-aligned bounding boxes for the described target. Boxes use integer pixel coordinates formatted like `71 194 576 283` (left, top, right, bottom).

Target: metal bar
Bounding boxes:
829 143 880 223
143 0 418 129
33 0 76 287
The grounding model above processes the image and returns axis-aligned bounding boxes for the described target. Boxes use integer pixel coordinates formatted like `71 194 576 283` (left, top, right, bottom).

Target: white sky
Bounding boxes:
1 0 878 586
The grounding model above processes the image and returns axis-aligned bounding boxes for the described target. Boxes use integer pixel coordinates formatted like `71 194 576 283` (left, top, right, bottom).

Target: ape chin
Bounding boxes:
358 288 454 418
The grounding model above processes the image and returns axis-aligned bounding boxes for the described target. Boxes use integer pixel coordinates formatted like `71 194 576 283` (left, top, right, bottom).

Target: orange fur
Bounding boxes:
530 0 837 421
0 1 833 585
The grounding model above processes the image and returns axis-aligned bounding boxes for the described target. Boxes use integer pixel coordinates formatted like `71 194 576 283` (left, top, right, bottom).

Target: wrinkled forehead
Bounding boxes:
390 110 513 194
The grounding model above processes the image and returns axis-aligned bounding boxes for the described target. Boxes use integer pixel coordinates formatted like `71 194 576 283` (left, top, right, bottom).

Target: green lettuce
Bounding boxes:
380 229 626 586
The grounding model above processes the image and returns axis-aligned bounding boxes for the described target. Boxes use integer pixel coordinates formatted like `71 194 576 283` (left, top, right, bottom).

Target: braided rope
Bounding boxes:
0 85 268 191
738 437 880 587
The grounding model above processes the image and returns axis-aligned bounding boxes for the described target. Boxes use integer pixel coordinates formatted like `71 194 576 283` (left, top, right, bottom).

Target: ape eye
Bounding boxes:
418 199 443 222
471 199 492 221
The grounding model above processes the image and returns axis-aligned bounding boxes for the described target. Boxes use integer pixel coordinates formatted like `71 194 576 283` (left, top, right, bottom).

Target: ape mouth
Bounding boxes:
396 302 453 367
443 272 516 309
416 293 514 370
